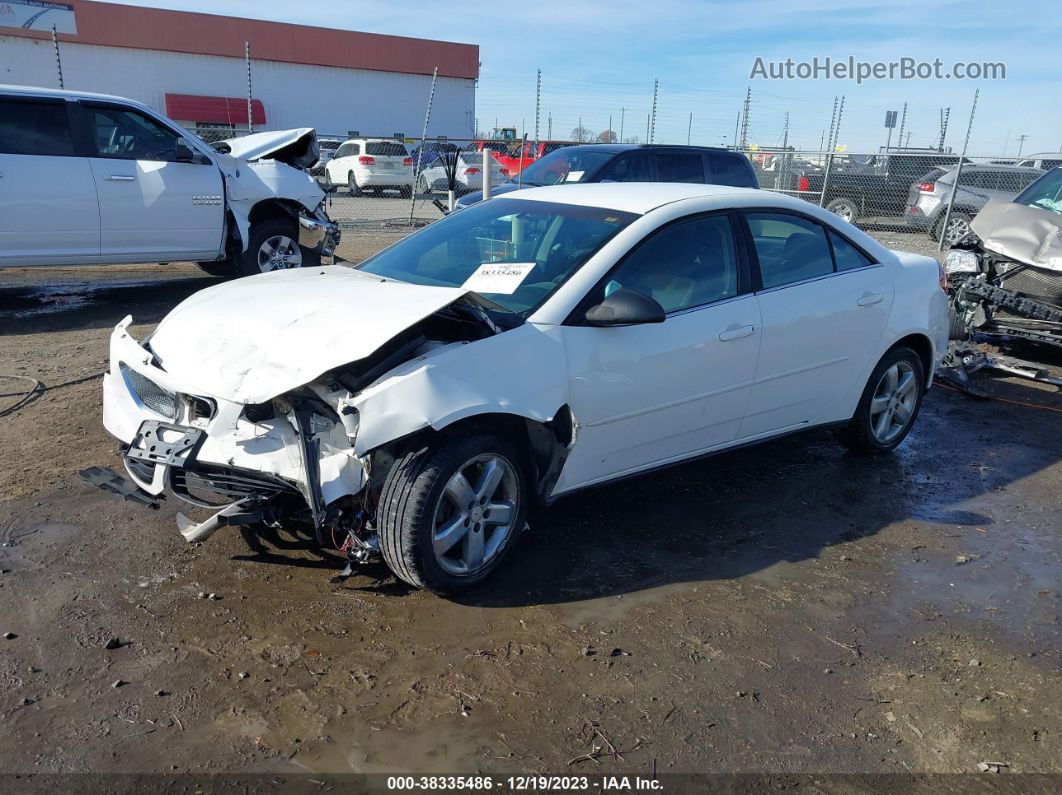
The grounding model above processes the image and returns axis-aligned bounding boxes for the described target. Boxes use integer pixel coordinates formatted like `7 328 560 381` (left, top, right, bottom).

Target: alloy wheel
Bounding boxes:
257 235 302 272
869 361 918 444
431 453 519 576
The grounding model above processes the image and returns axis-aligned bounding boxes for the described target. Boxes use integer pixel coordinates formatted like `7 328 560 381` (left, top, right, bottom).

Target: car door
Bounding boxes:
738 210 893 439
555 212 762 492
81 101 224 261
0 96 100 265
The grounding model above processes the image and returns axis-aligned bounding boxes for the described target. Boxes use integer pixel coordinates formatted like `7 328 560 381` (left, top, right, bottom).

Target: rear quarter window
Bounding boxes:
365 141 409 157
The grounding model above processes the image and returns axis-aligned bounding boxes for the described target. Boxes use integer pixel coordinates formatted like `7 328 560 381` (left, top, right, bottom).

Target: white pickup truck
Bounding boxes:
0 85 339 275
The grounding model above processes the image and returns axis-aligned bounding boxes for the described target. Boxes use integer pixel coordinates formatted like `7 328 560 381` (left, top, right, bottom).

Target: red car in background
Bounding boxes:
470 139 573 176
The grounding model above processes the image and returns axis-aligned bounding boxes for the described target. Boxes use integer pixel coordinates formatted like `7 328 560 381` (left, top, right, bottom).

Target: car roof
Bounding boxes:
545 143 736 154
500 182 787 215
944 163 1044 173
0 83 138 104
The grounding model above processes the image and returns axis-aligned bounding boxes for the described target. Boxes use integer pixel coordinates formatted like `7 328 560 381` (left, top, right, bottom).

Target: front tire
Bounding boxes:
237 218 304 276
348 172 361 196
377 429 529 592
836 346 925 454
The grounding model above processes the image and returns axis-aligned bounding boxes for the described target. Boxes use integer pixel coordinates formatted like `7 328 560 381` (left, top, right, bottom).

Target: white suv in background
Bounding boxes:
324 138 414 197
0 84 339 275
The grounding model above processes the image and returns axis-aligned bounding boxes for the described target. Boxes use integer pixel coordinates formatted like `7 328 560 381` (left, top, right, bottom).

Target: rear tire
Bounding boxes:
932 212 973 245
835 346 925 454
377 429 529 592
826 197 859 224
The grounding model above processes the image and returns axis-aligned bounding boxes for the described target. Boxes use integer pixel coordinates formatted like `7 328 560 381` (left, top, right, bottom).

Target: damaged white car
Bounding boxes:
93 183 949 591
0 85 339 274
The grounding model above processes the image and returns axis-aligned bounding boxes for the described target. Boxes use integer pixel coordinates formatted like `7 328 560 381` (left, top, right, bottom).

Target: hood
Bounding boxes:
214 128 319 170
148 267 467 404
970 199 1062 271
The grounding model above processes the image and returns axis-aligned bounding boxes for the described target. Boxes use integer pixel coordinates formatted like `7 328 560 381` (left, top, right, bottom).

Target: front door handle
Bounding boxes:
719 324 756 342
857 292 883 307
106 174 135 182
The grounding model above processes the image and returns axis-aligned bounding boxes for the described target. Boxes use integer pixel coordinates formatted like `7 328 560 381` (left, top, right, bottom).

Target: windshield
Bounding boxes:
1015 168 1062 215
355 198 637 314
515 148 616 187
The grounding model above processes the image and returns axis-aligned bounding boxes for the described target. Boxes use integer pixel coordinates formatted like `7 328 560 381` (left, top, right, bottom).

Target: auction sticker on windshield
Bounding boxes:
565 171 585 182
462 263 536 294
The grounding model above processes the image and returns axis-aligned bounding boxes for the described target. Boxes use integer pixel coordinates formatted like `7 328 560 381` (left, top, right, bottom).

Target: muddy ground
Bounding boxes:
0 229 1059 778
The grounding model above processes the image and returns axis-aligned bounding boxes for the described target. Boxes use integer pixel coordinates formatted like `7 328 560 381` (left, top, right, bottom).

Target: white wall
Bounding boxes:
0 35 477 138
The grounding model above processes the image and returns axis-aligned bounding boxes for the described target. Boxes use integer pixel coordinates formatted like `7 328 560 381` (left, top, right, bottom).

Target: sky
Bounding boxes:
107 0 1060 157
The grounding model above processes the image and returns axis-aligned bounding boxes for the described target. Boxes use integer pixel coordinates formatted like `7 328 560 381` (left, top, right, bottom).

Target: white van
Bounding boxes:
0 85 339 275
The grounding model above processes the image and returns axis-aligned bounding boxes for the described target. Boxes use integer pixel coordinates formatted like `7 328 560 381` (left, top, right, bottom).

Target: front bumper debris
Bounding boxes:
298 210 341 264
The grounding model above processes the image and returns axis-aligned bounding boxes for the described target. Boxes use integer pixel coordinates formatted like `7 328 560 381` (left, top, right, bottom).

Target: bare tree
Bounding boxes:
622 135 641 144
596 130 618 143
570 125 594 143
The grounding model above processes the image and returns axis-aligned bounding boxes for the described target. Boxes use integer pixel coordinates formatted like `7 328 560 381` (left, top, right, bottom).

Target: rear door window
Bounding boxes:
655 152 705 183
0 98 75 156
707 153 756 187
746 212 834 289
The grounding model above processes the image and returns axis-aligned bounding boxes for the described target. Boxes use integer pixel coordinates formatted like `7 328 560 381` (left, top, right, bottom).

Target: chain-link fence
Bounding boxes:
183 123 1051 246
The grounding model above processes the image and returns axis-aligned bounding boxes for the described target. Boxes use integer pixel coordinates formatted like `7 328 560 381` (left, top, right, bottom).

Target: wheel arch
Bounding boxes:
369 406 574 505
885 332 935 386
229 198 304 253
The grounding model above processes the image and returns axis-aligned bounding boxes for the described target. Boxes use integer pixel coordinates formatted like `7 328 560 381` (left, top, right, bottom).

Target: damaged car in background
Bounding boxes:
0 85 339 275
87 184 948 592
942 166 1062 391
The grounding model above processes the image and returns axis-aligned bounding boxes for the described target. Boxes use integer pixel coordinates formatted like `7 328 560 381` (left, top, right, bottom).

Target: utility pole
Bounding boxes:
619 107 625 142
739 86 751 149
733 111 740 152
245 42 253 132
938 107 951 151
534 68 541 150
938 88 979 251
646 114 650 143
409 66 438 226
1016 134 1029 157
832 95 846 151
608 114 613 142
896 101 908 151
782 111 789 150
825 96 838 153
649 79 659 144
51 24 64 89
547 112 552 140
687 112 693 145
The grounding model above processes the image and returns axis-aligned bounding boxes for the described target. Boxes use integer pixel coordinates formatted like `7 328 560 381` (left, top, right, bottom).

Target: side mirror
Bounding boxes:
175 139 196 163
584 289 666 327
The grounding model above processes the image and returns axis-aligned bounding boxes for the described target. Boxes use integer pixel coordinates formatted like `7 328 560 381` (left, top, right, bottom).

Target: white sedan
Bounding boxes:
98 183 949 592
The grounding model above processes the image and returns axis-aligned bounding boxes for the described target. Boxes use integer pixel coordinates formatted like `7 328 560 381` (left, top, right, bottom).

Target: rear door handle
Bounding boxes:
857 292 883 307
719 324 756 342
106 174 135 182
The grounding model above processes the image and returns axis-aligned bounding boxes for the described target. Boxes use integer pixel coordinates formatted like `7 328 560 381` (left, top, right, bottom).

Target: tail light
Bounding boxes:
797 175 809 192
358 155 375 166
918 181 936 192
403 157 413 166
499 167 509 176
463 167 480 175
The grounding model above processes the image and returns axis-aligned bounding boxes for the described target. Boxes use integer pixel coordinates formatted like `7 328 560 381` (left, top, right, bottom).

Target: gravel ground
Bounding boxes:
0 228 1059 778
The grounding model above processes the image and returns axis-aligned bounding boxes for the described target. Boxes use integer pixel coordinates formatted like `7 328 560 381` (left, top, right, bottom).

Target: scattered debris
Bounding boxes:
978 761 1009 773
238 672 249 680
3 632 16 640
905 721 925 739
969 659 980 667
885 711 896 722
111 679 126 688
104 637 122 650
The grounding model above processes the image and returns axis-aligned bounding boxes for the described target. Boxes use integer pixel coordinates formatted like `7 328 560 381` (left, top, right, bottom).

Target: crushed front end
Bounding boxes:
100 316 374 555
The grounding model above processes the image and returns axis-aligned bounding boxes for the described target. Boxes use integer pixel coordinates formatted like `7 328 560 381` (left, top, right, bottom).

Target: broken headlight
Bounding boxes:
943 249 981 274
119 363 177 420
